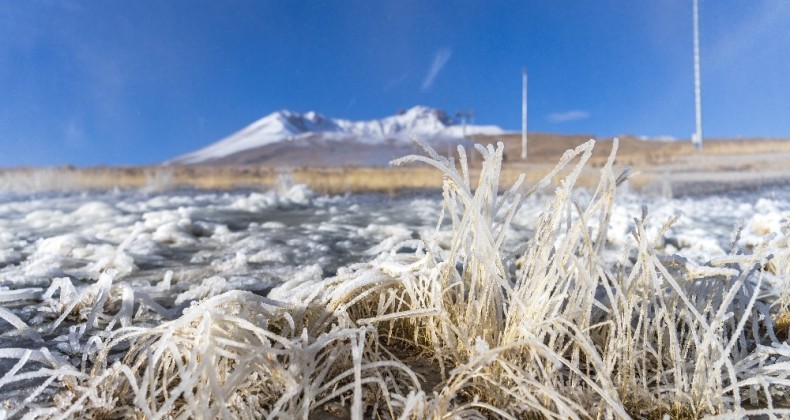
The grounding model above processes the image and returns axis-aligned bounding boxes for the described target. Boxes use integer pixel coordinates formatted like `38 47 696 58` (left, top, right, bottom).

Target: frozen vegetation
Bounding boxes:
1 139 790 418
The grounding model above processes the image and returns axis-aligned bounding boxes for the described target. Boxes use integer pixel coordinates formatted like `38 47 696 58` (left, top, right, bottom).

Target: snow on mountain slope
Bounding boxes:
171 106 503 164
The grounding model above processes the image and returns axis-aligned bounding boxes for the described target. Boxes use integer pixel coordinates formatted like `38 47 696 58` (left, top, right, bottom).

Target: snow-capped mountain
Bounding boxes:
171 106 503 164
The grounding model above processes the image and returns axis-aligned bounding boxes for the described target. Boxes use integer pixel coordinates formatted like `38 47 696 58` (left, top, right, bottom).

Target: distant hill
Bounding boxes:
169 106 503 166
168 106 790 169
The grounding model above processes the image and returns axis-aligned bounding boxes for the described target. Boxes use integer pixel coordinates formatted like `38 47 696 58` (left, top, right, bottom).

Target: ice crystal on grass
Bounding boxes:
2 137 790 418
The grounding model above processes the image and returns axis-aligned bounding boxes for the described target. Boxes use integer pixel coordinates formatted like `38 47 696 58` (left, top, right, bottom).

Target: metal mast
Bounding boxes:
521 68 528 160
455 110 474 139
692 0 703 149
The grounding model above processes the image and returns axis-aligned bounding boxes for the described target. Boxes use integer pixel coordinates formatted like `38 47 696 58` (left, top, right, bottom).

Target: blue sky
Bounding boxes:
1 1 789 166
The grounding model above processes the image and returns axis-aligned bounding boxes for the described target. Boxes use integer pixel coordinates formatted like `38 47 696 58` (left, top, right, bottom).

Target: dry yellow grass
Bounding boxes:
2 135 790 194
0 164 633 195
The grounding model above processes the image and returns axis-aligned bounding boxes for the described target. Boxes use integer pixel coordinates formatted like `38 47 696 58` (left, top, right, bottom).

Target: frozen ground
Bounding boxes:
1 180 789 408
2 183 788 290
2 183 789 304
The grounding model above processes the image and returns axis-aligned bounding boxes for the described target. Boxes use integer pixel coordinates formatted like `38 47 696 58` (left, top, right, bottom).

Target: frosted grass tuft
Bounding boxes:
1 137 790 418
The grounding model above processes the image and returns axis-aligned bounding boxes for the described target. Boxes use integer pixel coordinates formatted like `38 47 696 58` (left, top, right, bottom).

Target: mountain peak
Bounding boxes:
170 106 503 164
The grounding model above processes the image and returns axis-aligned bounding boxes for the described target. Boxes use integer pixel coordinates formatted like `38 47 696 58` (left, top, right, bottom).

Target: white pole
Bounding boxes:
521 68 528 160
455 110 471 139
692 0 703 149
462 114 467 139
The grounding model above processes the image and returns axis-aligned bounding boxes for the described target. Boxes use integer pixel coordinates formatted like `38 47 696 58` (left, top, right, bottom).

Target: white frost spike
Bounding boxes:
0 288 42 303
158 270 173 292
0 307 32 334
474 337 490 354
81 269 117 334
0 289 43 342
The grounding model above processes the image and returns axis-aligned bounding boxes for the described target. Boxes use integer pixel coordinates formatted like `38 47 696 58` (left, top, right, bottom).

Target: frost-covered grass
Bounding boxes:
2 138 790 418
